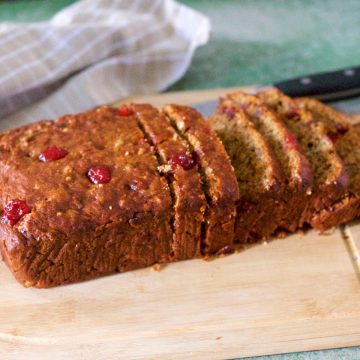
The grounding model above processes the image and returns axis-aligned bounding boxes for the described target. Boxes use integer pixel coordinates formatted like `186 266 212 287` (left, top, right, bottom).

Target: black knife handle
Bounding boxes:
274 66 360 101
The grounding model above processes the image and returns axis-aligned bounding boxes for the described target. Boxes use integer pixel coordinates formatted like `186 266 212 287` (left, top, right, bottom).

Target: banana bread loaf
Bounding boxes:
208 97 285 242
1 95 359 288
224 91 313 232
163 104 239 254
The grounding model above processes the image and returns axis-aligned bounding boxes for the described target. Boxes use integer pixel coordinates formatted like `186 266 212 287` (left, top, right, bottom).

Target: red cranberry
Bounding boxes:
1 199 31 226
117 106 133 116
286 107 299 119
285 133 297 147
169 152 197 170
202 125 212 134
222 107 235 120
39 147 68 162
327 132 336 143
327 123 349 143
87 165 111 184
335 122 349 135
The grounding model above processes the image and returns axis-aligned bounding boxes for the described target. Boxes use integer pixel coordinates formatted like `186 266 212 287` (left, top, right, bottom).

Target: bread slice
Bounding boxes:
208 98 285 242
225 91 313 231
163 104 239 254
132 103 206 260
0 106 174 287
296 97 360 229
258 89 348 231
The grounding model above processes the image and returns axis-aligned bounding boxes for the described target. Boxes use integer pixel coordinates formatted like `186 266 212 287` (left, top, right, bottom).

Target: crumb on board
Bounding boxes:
276 231 288 239
151 263 163 271
318 227 336 236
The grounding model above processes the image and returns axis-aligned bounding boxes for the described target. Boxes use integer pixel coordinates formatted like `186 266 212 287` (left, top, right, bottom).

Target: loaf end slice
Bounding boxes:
0 106 173 287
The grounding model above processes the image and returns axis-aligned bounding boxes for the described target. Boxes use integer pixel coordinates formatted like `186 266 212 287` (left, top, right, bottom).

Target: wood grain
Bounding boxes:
1 87 360 360
1 228 360 359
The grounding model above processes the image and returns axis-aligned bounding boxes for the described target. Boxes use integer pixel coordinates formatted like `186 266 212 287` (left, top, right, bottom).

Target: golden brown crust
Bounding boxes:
163 104 239 254
0 106 173 287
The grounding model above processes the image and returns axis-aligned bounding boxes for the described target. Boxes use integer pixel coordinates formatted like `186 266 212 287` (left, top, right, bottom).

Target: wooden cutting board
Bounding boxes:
1 88 360 360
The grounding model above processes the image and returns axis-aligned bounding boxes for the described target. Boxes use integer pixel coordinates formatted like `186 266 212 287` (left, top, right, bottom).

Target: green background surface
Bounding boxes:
1 1 360 359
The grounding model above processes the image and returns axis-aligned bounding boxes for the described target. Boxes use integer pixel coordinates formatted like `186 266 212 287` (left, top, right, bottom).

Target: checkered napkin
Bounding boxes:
0 0 210 130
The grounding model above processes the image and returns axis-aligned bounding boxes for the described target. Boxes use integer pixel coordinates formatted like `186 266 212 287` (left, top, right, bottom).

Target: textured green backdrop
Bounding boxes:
1 1 360 359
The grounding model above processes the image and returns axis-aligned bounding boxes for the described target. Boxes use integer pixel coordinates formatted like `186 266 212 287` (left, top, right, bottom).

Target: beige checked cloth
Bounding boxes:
0 0 210 130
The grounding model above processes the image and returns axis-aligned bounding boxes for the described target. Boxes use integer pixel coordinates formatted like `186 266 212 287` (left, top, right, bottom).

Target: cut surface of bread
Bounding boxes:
208 98 285 242
258 89 348 230
225 91 313 231
163 104 239 254
297 97 360 229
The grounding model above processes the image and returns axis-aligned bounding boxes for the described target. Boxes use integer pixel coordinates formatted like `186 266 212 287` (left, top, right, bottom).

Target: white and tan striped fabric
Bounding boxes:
0 0 210 130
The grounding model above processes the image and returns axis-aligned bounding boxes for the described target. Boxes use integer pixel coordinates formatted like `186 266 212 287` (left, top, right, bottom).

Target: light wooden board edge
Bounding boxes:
344 223 360 282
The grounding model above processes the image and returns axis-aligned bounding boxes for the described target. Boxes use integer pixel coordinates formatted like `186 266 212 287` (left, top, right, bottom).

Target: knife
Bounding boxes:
193 65 360 117
267 65 360 101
